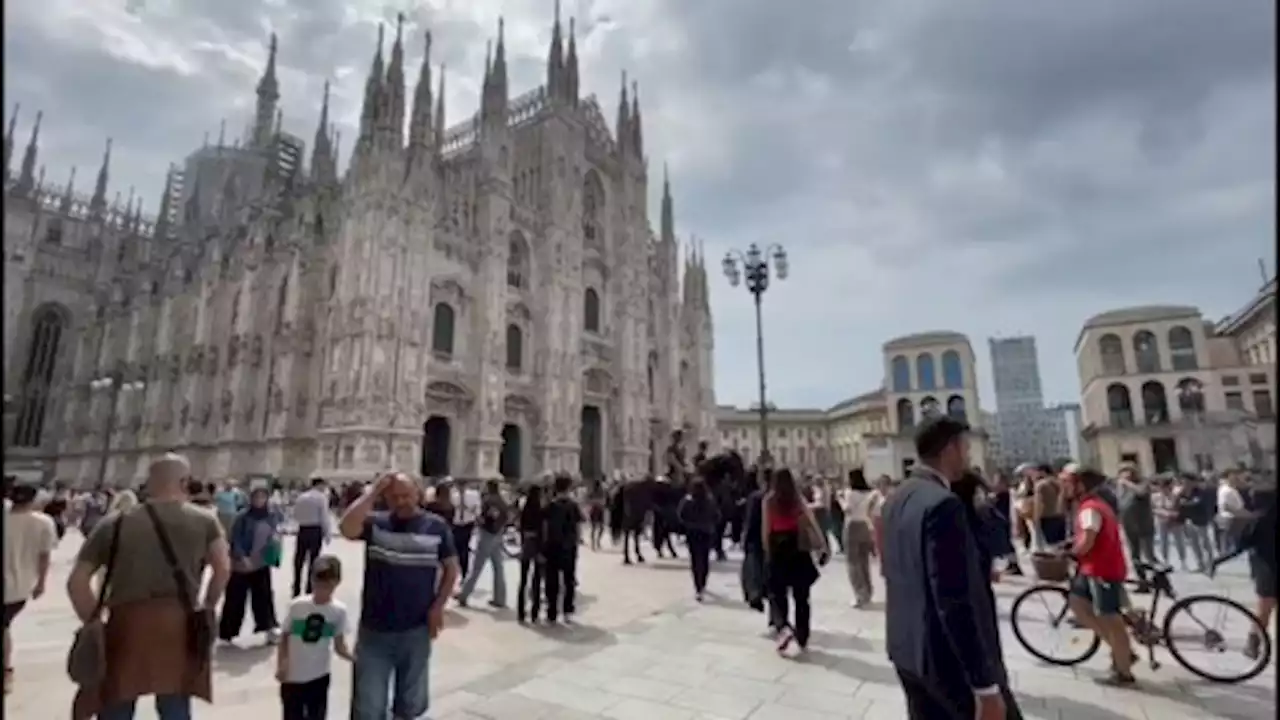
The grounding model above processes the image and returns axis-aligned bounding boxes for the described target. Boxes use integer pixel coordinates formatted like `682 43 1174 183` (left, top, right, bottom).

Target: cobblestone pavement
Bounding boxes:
7 534 1275 719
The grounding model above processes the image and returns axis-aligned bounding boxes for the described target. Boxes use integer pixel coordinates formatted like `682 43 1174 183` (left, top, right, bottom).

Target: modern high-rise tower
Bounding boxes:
989 336 1067 466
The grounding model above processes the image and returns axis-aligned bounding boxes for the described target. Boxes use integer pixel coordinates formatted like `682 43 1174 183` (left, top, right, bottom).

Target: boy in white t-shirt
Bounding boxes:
276 555 353 719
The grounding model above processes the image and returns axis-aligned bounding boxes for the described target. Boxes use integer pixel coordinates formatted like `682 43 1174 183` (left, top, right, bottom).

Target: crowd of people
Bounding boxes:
1 420 1275 719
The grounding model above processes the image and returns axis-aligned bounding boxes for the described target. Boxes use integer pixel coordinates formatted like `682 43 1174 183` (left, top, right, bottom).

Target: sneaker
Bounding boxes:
1244 632 1262 660
695 591 705 603
454 594 469 608
488 600 506 610
265 629 282 645
776 627 794 655
1093 670 1136 687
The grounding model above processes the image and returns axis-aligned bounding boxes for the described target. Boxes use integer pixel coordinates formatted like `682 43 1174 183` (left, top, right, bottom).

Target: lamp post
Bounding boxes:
90 369 146 487
721 242 788 467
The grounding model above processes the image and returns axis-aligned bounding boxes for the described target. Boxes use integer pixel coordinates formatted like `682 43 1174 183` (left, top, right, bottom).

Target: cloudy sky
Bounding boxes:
6 0 1274 410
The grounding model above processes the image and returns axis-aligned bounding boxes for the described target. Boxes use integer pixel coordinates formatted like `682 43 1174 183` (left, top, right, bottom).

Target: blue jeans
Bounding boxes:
1184 524 1214 570
1157 523 1188 567
351 626 433 720
99 694 191 720
457 529 507 606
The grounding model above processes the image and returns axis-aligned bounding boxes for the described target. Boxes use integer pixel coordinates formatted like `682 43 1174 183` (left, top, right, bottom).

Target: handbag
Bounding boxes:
66 515 124 686
263 536 283 568
144 505 214 665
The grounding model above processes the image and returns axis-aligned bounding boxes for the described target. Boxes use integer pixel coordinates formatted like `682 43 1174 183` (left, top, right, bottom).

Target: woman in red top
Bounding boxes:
762 469 829 656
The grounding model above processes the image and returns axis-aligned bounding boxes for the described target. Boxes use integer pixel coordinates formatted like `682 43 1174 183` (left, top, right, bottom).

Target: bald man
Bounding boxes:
66 453 230 717
341 472 459 720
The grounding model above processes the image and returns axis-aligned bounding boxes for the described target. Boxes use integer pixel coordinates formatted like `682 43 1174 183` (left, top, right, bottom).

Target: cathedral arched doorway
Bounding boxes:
580 406 602 481
421 416 451 479
500 424 522 481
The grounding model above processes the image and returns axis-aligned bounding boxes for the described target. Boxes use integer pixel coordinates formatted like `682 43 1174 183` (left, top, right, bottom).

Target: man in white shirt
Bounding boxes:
1216 471 1248 554
451 479 482 579
4 481 57 694
291 477 333 597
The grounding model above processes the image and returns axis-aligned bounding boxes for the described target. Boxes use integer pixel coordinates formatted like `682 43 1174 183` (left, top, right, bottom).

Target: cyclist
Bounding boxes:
1061 467 1137 686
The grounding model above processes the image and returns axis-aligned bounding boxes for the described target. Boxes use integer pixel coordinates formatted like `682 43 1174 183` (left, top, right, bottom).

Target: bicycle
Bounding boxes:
1009 551 1272 683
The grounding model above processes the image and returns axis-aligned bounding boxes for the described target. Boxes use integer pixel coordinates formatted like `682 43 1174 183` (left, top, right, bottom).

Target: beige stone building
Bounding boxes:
715 388 889 477
715 330 992 479
1076 291 1276 477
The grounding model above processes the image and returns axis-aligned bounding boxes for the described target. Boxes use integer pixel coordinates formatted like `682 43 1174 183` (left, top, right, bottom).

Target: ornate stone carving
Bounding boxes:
270 384 284 414
220 391 233 426
250 335 263 368
228 335 242 368
180 401 191 429
199 403 212 428
295 392 308 419
206 346 220 376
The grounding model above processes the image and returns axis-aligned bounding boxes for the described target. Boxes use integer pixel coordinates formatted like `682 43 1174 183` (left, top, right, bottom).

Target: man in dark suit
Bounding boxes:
882 416 1022 720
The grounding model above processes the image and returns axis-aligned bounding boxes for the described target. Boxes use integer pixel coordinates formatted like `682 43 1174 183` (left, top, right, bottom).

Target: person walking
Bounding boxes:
543 474 583 624
841 469 876 608
762 469 828 657
340 472 459 720
1176 475 1215 572
4 479 57 695
1061 468 1139 686
220 487 283 645
1152 477 1188 570
451 479 482 580
1115 465 1157 592
882 417 1020 720
516 484 548 624
66 453 229 720
677 477 720 602
291 477 332 597
455 479 510 609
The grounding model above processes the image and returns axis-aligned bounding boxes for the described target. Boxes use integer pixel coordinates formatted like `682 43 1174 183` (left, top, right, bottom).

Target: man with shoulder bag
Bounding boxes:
65 453 230 720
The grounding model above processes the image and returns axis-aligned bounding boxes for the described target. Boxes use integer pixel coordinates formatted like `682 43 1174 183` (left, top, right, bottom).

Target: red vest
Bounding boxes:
1077 495 1128 582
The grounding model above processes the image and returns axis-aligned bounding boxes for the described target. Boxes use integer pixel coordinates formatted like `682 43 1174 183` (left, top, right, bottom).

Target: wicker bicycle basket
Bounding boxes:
1031 552 1071 582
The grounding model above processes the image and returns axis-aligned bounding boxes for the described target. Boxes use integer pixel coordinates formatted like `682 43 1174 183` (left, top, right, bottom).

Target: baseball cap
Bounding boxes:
312 555 342 581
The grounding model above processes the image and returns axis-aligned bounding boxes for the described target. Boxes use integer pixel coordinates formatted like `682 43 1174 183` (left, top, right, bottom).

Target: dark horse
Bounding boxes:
699 450 748 559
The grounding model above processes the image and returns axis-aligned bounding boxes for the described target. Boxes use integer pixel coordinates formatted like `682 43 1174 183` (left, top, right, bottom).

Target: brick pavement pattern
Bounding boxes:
6 535 1275 719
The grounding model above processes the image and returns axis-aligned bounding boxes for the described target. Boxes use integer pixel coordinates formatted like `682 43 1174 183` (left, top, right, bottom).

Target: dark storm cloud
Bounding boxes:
5 0 1272 410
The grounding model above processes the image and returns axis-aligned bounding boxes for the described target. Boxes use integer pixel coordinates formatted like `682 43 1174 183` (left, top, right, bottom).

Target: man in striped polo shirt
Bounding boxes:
340 472 459 720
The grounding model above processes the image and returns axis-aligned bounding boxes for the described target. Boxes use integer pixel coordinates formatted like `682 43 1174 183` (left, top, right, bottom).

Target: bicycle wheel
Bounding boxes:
1010 585 1100 666
1162 593 1272 683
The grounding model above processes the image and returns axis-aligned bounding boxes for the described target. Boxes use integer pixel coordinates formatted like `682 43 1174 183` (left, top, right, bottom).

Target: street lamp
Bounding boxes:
722 242 788 467
90 370 146 487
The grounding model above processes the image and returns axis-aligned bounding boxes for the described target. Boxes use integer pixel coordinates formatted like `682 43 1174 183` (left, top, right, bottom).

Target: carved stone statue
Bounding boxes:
227 335 241 368
250 335 263 368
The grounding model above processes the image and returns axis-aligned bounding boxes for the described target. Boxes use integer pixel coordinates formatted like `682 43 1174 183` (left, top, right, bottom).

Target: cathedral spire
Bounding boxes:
385 13 407 149
565 17 579 105
408 31 434 154
311 81 336 184
252 33 280 149
359 24 387 147
481 21 508 131
433 64 447 159
15 110 42 196
3 104 17 181
660 162 674 242
631 81 644 160
59 166 76 214
546 0 564 100
616 72 630 154
89 137 111 218
492 18 508 106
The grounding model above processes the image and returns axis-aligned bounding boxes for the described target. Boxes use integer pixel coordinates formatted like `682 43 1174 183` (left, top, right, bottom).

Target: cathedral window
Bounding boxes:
583 288 601 333
647 352 658 403
582 170 605 250
275 276 289 331
505 324 523 372
14 304 68 447
507 232 528 289
432 303 456 357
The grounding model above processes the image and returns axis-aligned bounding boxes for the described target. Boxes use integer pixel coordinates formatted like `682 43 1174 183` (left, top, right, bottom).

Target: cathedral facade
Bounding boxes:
2 12 718 486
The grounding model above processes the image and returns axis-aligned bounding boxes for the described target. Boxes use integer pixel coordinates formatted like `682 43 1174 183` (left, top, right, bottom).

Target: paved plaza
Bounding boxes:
7 534 1275 719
